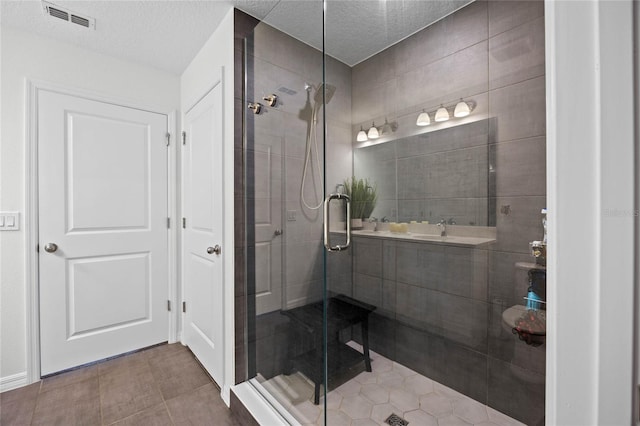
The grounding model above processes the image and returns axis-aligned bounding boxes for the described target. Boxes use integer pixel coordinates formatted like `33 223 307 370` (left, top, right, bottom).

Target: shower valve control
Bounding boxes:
247 102 263 114
262 94 278 107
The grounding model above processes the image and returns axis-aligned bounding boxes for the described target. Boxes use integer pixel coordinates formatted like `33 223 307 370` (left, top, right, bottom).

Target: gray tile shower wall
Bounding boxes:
349 1 546 425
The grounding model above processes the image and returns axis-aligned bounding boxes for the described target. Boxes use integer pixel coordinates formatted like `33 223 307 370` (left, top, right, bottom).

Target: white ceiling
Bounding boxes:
1 0 471 74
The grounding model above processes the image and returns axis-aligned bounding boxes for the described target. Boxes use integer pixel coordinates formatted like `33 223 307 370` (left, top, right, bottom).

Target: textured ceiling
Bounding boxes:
0 0 235 75
252 0 472 66
1 0 472 74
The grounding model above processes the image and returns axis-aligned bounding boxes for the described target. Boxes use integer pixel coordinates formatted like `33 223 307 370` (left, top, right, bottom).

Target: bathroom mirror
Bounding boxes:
353 119 496 226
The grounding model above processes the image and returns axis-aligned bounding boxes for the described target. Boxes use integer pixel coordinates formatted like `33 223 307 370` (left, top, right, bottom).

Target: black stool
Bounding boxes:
281 294 376 404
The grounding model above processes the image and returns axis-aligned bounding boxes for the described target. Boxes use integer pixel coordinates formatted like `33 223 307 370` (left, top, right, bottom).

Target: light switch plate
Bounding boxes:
0 212 20 231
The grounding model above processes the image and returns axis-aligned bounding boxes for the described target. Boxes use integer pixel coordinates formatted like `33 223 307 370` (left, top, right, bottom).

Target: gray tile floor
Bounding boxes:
0 343 242 425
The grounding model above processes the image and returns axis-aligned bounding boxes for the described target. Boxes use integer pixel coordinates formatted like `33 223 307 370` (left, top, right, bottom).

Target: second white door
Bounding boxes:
182 79 224 386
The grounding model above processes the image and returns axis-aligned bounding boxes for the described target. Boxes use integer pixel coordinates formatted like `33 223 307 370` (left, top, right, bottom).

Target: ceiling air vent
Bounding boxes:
42 1 95 29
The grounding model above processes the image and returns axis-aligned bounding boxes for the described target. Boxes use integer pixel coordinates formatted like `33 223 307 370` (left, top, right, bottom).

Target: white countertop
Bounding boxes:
348 229 496 247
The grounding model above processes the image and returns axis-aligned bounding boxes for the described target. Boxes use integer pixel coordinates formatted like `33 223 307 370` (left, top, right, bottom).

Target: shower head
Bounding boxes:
312 83 336 105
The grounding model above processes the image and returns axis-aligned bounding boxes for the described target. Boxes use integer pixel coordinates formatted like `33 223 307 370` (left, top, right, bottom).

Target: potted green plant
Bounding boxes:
343 176 377 229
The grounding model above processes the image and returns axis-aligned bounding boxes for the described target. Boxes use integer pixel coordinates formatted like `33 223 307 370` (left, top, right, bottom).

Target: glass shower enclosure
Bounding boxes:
241 1 547 425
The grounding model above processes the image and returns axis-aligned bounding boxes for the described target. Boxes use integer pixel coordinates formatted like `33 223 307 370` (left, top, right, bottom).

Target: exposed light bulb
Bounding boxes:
416 110 431 126
356 126 368 142
367 122 379 139
435 105 449 122
454 99 471 118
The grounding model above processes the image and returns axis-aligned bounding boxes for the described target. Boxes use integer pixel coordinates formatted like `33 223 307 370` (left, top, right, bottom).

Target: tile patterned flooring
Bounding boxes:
259 342 526 426
0 344 241 426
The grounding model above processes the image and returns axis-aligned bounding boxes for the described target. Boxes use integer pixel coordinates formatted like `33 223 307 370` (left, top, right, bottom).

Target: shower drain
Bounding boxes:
385 413 409 426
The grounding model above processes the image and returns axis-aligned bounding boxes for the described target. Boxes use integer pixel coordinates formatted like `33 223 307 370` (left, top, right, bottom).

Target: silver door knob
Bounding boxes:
207 245 221 255
274 229 283 236
44 243 58 253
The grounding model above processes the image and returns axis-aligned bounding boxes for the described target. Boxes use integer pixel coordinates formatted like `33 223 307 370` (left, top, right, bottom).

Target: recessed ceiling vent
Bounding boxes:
41 1 95 29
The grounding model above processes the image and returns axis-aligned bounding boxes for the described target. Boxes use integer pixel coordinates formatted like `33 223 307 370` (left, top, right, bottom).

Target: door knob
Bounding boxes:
207 245 221 255
274 229 283 236
44 243 58 253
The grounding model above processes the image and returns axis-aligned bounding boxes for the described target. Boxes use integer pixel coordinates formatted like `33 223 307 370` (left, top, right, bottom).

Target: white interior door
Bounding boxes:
38 90 169 375
182 81 224 385
254 136 283 315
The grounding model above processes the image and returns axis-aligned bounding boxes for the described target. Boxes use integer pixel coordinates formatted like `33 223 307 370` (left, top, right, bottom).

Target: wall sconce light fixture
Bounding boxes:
434 105 449 122
356 126 368 142
416 110 431 126
367 122 380 139
454 99 471 117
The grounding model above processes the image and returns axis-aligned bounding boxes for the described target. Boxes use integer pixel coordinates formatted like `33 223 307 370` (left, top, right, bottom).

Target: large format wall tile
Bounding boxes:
397 41 488 113
489 17 545 90
488 0 544 38
487 357 545 426
489 76 546 143
491 136 546 197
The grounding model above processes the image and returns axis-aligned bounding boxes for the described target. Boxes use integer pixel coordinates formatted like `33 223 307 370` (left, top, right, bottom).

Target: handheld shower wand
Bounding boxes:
300 83 336 210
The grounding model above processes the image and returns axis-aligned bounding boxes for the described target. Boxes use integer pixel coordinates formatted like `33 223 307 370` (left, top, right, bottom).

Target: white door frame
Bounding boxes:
24 78 179 384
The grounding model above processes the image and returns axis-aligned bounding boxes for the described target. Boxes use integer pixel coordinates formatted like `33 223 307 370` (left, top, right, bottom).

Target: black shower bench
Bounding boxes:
281 294 376 405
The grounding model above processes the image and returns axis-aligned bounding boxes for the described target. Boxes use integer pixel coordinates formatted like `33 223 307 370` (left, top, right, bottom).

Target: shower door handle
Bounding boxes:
323 193 351 252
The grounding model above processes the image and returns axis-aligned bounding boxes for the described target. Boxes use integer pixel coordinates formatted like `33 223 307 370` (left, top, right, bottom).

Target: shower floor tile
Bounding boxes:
258 342 525 426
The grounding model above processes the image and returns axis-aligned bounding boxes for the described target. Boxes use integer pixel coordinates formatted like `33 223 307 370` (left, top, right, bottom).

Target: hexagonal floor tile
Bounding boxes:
352 418 379 426
389 388 419 413
404 409 439 426
420 392 454 417
392 362 418 378
360 383 390 404
377 370 404 388
318 409 351 426
403 374 434 396
370 403 402 424
438 414 473 426
335 379 362 397
319 391 342 410
354 370 377 385
340 394 374 420
453 398 489 424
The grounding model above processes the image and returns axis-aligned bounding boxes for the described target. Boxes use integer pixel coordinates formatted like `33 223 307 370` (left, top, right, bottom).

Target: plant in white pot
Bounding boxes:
343 177 377 229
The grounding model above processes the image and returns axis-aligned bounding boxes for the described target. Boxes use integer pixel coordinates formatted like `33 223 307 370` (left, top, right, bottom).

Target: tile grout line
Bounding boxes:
28 380 43 426
98 363 105 426
145 348 176 426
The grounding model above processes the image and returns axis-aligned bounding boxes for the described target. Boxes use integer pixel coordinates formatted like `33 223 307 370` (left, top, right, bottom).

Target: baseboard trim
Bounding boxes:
0 372 28 393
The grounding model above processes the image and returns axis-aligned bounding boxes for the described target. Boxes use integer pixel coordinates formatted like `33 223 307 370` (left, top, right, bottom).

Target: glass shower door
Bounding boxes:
243 2 341 424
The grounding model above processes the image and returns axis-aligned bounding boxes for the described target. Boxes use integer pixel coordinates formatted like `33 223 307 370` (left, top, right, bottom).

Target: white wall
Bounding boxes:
0 26 180 388
179 6 235 405
546 0 635 424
